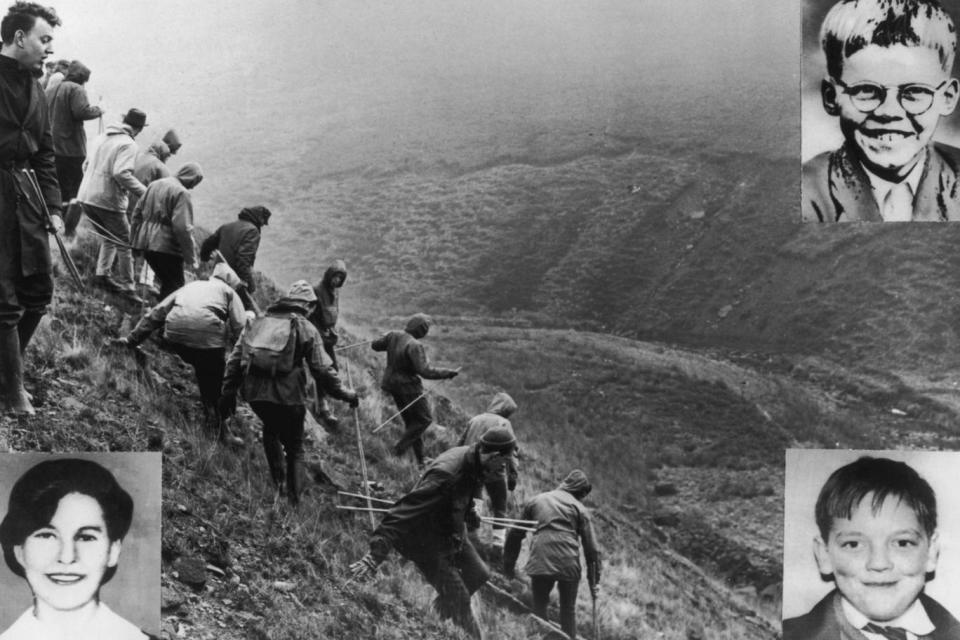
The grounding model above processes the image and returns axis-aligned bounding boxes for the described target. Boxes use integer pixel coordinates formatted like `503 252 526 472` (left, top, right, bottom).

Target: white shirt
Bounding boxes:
0 603 148 640
863 156 925 222
842 596 936 640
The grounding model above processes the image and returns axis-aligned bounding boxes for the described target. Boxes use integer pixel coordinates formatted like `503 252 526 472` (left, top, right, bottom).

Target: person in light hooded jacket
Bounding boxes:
130 162 203 300
76 108 148 302
459 392 519 549
371 313 459 467
117 262 246 437
308 259 346 368
44 59 102 203
503 469 602 640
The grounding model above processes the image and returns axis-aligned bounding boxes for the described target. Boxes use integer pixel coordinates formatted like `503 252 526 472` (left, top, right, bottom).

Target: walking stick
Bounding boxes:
346 360 376 529
335 339 374 353
592 589 599 640
23 169 84 290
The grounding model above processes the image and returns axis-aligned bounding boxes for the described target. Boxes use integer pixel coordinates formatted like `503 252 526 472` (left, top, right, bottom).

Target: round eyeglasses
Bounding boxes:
832 78 947 116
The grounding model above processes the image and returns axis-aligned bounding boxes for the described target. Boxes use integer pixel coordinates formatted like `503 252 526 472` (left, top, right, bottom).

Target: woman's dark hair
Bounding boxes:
0 459 134 583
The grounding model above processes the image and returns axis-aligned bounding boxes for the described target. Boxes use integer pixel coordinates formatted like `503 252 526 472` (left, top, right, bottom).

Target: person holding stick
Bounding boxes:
0 1 63 416
371 313 458 468
349 428 519 640
503 469 602 640
307 259 347 430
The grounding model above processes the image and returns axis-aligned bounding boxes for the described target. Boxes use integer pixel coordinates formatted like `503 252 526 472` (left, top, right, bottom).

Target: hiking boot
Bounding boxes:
0 328 34 416
118 288 144 306
92 274 124 293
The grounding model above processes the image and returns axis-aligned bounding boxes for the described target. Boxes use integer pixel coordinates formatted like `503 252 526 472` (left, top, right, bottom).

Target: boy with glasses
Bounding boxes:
802 0 960 222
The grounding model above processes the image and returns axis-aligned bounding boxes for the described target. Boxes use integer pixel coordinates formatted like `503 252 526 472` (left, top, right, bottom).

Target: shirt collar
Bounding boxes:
862 151 926 204
841 595 936 638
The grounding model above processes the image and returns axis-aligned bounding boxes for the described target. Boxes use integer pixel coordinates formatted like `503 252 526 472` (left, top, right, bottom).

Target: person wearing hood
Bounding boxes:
219 281 360 505
459 392 519 551
349 428 519 639
503 470 602 640
162 128 181 156
308 259 347 368
199 205 271 302
371 313 459 467
130 162 203 300
0 2 64 416
44 59 101 204
116 262 247 438
76 108 148 304
125 139 170 219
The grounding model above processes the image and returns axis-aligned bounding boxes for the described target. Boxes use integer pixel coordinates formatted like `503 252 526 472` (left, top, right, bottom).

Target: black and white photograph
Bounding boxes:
7 0 960 638
783 450 960 639
801 0 960 222
0 452 161 640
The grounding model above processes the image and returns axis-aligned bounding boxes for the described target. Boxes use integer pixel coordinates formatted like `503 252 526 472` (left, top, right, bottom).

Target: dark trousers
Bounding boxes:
484 478 508 527
531 575 580 639
321 333 338 370
54 155 84 203
407 538 489 639
171 344 225 407
390 389 433 464
250 401 306 505
0 177 52 329
144 251 185 300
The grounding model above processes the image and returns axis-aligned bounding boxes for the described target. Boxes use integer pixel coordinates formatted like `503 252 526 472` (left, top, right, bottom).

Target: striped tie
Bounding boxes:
863 622 909 640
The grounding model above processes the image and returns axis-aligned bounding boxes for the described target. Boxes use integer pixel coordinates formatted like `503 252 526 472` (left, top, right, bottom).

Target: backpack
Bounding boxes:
242 314 298 376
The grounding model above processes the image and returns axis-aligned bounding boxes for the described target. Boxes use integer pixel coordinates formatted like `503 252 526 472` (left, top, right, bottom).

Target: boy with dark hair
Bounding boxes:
802 0 960 222
783 456 960 640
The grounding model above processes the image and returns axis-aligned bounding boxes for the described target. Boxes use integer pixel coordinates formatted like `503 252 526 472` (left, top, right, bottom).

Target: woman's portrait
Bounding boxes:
0 453 161 639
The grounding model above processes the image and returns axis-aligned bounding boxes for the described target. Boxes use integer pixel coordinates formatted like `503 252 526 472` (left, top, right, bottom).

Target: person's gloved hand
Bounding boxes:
218 395 236 419
346 390 360 409
348 553 379 582
47 213 64 234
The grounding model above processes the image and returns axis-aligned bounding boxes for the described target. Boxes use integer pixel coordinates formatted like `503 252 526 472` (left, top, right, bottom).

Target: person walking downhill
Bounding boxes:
0 1 63 416
503 469 602 640
199 205 270 307
44 59 101 206
115 262 246 439
459 392 519 555
371 313 459 468
307 259 347 429
219 281 360 506
129 162 203 300
349 428 519 640
76 107 148 304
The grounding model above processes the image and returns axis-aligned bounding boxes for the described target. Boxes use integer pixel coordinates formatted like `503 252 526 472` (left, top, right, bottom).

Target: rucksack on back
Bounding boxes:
242 314 298 376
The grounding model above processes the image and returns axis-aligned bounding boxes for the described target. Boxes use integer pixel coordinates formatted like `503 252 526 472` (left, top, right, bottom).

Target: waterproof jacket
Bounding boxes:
77 123 146 213
199 207 269 292
44 62 101 158
125 141 170 218
371 314 456 395
503 483 600 581
221 299 353 406
369 444 483 562
130 165 201 263
783 590 960 640
308 260 346 335
459 393 518 486
802 141 960 222
0 54 62 278
128 271 245 350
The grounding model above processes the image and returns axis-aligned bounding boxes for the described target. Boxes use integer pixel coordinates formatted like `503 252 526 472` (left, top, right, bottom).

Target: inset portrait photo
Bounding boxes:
801 0 960 222
783 450 960 639
0 452 161 640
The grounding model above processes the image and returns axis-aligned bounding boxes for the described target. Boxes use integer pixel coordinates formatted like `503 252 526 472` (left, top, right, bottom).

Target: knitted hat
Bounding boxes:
479 426 516 453
558 469 591 497
285 280 317 303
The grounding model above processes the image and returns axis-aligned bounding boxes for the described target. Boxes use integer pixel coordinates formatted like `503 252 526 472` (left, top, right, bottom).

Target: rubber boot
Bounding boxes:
17 310 43 355
0 328 34 416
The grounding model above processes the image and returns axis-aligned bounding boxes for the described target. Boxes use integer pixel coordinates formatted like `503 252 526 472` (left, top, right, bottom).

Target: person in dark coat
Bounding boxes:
0 2 63 416
459 392 519 550
130 163 203 300
503 469 601 640
349 428 519 639
219 280 359 505
44 58 101 204
200 205 270 298
308 259 346 368
371 313 458 467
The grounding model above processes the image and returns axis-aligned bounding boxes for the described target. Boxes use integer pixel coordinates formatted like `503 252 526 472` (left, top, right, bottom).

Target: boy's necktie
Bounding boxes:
880 181 914 221
862 622 909 640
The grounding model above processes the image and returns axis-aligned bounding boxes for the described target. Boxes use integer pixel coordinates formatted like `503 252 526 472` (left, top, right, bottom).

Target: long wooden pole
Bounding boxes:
346 360 376 529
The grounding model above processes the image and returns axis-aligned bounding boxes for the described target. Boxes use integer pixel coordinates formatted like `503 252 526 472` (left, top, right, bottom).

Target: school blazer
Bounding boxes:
801 142 960 222
783 590 960 640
